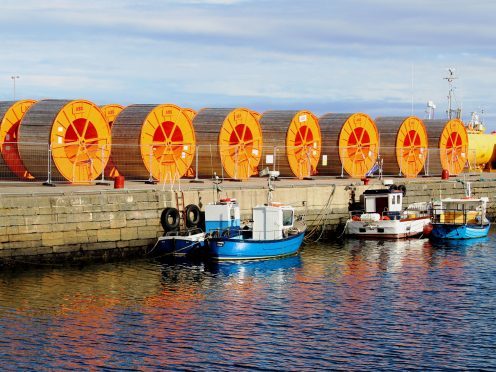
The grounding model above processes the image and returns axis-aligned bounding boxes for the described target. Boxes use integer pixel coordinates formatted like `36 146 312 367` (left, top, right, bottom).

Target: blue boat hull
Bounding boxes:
208 232 305 261
154 235 205 256
430 223 490 240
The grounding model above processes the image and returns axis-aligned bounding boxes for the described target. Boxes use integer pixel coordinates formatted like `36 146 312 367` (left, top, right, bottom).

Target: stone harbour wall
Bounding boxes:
0 177 495 264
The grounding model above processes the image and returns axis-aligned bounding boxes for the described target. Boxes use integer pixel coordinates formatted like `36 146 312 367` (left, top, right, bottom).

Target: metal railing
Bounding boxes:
0 141 484 185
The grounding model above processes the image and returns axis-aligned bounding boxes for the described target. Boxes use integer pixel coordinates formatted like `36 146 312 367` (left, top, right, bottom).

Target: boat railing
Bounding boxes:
165 227 204 237
432 205 485 226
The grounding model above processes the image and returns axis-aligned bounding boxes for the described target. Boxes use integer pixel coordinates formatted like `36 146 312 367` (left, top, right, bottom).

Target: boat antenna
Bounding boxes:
445 68 461 119
259 167 279 204
212 172 223 201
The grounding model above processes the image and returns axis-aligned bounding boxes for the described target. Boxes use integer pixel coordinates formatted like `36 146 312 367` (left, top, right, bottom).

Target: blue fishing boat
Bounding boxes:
207 170 306 261
152 190 241 257
153 228 206 257
428 184 490 240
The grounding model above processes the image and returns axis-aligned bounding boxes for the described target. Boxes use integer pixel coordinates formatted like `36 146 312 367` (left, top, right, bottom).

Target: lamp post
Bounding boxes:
11 75 20 100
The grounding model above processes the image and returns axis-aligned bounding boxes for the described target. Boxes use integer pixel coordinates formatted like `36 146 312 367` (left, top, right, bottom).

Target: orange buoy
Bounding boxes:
101 104 124 179
111 104 196 182
194 108 262 180
0 100 36 180
319 113 379 177
425 118 468 176
260 110 321 179
376 116 428 178
18 99 111 183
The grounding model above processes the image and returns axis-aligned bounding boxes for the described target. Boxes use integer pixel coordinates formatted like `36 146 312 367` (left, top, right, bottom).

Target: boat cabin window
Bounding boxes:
397 195 401 204
282 209 294 227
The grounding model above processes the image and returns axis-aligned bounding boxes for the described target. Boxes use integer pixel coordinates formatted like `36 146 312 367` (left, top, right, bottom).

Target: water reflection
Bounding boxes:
0 236 495 370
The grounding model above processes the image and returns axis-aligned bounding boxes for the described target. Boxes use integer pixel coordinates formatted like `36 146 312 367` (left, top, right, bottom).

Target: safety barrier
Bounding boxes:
0 142 480 185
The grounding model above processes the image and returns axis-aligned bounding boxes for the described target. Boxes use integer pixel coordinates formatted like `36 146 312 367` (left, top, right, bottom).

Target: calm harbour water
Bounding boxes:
1 234 495 370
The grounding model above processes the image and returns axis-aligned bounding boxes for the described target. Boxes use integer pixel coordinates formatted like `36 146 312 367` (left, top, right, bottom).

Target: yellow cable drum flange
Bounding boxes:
101 104 124 126
0 100 36 180
376 116 428 178
18 99 111 183
260 110 321 179
194 108 262 180
425 118 468 176
111 104 195 181
319 113 378 177
101 104 124 178
182 108 197 122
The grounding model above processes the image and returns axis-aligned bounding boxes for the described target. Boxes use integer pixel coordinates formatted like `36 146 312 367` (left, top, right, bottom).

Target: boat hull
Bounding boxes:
208 231 305 261
346 217 431 239
430 223 490 240
153 233 206 256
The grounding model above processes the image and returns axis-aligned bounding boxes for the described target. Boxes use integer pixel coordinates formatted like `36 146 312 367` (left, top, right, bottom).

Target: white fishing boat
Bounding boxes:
346 186 431 239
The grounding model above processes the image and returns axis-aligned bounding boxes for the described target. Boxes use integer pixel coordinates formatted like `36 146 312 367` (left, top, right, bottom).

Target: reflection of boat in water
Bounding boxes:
428 182 490 240
205 254 302 277
428 235 491 250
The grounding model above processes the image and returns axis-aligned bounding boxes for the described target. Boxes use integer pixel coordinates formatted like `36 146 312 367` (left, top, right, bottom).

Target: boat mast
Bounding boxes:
445 68 461 120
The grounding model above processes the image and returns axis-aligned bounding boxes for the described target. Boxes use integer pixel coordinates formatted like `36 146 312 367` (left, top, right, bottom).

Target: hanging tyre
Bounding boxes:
161 207 180 232
388 184 398 192
398 184 407 196
185 204 201 227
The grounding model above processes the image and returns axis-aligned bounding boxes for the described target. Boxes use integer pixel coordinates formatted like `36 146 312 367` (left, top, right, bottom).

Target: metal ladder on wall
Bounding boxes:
175 190 186 230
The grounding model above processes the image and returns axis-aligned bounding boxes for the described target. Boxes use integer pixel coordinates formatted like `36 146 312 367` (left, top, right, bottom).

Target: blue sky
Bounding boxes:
1 0 495 129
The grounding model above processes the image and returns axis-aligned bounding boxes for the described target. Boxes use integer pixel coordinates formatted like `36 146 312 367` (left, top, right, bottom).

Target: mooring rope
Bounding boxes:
304 184 337 243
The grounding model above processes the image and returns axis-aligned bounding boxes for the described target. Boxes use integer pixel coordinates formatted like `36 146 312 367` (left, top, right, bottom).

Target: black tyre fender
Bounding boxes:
185 204 201 227
388 184 398 192
398 184 407 196
160 207 180 232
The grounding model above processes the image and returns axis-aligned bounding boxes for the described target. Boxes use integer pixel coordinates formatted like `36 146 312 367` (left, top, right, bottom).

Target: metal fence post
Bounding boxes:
190 145 204 183
43 143 55 186
96 144 110 185
145 144 156 184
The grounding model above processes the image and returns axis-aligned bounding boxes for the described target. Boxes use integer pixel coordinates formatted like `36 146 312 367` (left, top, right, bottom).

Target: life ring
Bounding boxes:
185 204 201 227
398 184 407 196
352 215 361 221
160 207 180 232
381 215 390 220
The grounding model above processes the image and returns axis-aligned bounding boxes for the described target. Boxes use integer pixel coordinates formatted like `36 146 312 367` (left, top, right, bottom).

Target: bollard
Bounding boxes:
441 169 449 180
114 175 125 189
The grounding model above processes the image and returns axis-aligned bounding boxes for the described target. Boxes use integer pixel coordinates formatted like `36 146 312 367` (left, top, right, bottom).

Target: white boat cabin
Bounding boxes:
252 204 295 240
363 189 403 219
205 198 241 233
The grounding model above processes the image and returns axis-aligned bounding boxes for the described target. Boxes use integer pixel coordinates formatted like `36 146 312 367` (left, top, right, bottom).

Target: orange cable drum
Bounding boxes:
260 110 321 179
194 108 262 180
111 104 195 181
18 99 111 183
376 116 428 178
319 113 378 177
101 104 124 178
424 118 468 176
0 100 36 180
